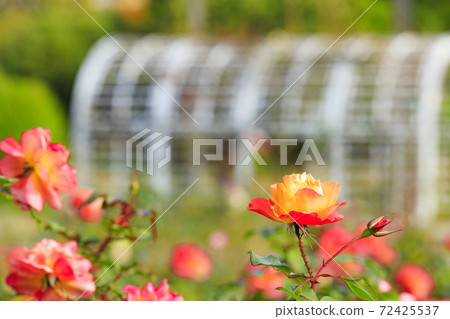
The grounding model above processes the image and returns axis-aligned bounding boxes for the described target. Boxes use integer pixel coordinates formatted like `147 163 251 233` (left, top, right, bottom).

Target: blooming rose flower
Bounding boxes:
248 172 347 226
123 280 183 301
394 264 435 300
0 128 77 211
245 264 285 300
70 188 104 223
170 243 213 281
6 239 95 300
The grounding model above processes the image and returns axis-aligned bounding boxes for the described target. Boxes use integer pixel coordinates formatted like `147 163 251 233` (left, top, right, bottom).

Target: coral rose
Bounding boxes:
248 172 347 226
6 239 95 300
170 243 213 281
70 188 104 223
394 264 435 300
123 280 183 301
245 264 285 300
0 127 77 211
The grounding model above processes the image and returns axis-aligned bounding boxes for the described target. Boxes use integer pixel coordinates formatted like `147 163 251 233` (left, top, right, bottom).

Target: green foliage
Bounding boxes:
249 250 291 276
248 250 306 278
0 6 111 106
277 284 318 301
0 73 67 144
341 277 378 301
415 0 450 31
276 287 303 301
207 0 394 35
320 296 338 301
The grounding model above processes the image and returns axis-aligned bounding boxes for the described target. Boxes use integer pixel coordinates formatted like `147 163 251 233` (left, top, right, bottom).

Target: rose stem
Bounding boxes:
295 224 314 280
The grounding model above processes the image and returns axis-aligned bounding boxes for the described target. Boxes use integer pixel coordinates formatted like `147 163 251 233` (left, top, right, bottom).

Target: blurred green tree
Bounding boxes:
0 72 67 144
0 4 112 108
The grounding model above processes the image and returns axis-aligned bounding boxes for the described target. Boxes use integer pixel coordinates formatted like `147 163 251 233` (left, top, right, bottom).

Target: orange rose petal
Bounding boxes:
248 173 347 226
321 181 341 206
317 201 348 219
293 188 329 213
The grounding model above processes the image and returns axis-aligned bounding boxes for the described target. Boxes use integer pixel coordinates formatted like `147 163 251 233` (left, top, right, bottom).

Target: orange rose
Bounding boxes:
248 172 347 226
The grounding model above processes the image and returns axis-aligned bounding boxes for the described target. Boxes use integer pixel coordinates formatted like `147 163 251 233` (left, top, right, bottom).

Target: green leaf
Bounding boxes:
248 250 294 276
340 277 378 301
276 287 303 301
301 285 319 301
320 296 338 301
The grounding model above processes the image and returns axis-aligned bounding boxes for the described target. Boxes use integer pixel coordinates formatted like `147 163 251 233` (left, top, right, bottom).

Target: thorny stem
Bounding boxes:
292 224 365 293
294 224 314 285
298 234 314 279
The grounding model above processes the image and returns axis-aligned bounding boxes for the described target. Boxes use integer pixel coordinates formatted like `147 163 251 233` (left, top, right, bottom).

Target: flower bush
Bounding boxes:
0 127 448 301
0 127 76 211
247 173 401 301
6 239 94 300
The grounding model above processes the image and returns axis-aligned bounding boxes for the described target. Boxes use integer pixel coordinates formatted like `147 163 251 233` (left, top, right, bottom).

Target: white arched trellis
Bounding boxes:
71 34 450 224
416 34 450 225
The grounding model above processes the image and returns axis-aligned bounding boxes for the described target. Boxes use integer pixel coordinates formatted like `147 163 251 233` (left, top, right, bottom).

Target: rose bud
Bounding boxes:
70 188 104 223
362 213 399 237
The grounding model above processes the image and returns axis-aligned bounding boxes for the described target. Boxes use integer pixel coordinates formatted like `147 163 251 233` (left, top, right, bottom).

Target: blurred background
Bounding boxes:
0 0 449 300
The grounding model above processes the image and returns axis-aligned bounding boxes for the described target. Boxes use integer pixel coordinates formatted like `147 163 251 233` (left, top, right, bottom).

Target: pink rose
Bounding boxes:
6 239 95 300
0 127 77 211
170 244 213 281
123 280 183 301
